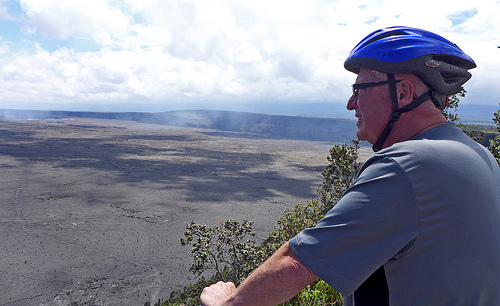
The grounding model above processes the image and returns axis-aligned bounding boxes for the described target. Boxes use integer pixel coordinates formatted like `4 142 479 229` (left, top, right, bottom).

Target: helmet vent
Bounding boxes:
363 31 409 48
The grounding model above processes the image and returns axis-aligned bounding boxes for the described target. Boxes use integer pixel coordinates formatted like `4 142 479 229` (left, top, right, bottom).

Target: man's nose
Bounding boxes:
347 94 357 110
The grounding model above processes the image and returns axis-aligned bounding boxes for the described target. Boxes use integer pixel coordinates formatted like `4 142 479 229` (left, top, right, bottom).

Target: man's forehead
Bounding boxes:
357 68 386 81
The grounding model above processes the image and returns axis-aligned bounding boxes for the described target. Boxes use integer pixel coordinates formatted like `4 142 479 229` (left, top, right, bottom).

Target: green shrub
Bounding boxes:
282 280 344 306
179 219 268 284
317 140 361 213
489 104 500 166
442 88 465 123
159 141 361 305
165 276 217 306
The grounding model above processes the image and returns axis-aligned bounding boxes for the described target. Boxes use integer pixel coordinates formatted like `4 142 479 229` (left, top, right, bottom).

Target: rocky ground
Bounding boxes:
0 118 371 305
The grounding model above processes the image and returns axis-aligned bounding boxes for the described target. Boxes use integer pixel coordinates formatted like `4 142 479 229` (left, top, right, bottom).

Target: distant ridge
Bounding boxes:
0 109 358 144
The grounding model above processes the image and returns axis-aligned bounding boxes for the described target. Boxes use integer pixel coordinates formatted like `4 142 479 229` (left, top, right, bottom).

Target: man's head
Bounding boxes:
344 26 476 151
347 68 439 145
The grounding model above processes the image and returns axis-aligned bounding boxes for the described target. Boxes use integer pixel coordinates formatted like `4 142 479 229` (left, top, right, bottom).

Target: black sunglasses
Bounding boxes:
352 79 402 97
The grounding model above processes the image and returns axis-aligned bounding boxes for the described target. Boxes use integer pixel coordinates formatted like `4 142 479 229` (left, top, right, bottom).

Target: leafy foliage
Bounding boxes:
179 219 267 284
488 103 500 166
264 140 361 257
447 91 500 166
317 140 361 212
442 88 465 122
282 280 344 306
443 89 487 143
263 199 324 256
161 140 361 305
165 276 217 306
443 91 499 165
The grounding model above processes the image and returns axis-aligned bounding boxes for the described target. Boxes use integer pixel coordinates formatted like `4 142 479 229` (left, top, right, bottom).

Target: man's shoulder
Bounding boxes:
368 122 499 177
377 122 473 159
362 135 455 176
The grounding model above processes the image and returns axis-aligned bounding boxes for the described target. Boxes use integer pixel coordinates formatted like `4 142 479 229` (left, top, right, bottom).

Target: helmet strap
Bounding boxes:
372 74 433 152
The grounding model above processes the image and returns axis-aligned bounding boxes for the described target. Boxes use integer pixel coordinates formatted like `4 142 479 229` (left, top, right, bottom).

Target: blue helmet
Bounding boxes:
344 26 476 104
345 26 476 152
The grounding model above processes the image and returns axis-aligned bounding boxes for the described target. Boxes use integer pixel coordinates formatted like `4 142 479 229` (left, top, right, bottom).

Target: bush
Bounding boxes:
264 140 361 256
159 140 361 305
282 280 344 306
489 104 500 166
442 88 465 122
263 199 324 256
317 140 361 213
165 276 217 306
180 219 268 285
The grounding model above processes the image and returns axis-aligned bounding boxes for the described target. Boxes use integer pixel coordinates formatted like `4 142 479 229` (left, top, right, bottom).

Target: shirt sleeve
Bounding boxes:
289 155 419 295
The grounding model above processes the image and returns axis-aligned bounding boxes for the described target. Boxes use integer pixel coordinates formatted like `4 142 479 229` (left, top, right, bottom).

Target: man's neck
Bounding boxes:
381 112 447 149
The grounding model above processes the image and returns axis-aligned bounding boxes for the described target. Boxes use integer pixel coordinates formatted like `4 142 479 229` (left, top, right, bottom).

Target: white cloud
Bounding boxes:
19 0 131 40
0 0 498 110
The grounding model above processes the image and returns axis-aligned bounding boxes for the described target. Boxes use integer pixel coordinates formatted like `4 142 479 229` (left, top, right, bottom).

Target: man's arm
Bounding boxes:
200 241 319 306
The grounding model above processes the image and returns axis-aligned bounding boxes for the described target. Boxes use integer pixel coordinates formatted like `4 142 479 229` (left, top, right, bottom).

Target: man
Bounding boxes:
200 26 500 305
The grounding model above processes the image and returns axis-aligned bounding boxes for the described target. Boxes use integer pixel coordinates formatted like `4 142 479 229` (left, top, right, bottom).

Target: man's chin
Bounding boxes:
356 129 367 142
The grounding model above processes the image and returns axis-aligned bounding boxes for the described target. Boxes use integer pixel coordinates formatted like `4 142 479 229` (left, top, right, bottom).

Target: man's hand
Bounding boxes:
200 281 237 306
199 243 317 305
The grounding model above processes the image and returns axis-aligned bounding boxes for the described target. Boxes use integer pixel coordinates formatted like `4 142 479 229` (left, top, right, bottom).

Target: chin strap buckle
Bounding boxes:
390 111 401 122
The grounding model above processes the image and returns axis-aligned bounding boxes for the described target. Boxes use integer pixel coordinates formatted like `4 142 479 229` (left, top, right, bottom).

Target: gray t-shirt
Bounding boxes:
289 123 500 305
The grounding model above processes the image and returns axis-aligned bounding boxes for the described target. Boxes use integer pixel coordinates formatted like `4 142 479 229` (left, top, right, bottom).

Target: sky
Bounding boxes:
0 0 499 114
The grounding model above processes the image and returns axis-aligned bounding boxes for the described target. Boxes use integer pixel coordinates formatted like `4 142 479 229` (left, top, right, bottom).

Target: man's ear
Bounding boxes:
398 80 415 107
